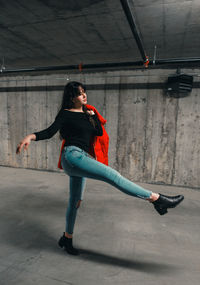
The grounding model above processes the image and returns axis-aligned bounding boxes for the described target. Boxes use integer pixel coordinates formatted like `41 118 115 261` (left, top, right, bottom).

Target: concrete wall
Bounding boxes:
0 69 199 189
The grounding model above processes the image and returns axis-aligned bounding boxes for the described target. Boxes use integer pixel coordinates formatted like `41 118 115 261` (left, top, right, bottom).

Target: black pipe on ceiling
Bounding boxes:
1 58 200 75
120 0 147 62
0 61 142 74
155 58 200 64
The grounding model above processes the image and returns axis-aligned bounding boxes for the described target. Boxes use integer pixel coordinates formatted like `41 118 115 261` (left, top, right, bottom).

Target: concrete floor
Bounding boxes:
0 166 199 285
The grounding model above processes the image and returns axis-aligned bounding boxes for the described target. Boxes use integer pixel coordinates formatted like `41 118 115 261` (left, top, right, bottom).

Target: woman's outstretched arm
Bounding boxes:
16 110 64 154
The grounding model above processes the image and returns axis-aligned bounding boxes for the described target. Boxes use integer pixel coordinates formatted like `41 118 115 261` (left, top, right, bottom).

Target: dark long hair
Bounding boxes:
57 81 96 140
59 81 86 111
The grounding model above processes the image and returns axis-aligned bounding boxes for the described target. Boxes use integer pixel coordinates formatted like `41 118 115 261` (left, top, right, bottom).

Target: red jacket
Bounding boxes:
57 104 109 169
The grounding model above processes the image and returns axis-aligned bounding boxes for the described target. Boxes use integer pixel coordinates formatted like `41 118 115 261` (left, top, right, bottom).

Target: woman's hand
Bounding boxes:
16 134 36 154
87 110 95 116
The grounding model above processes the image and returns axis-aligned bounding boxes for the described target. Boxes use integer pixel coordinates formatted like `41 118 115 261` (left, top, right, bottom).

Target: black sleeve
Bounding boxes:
34 110 64 141
92 114 103 136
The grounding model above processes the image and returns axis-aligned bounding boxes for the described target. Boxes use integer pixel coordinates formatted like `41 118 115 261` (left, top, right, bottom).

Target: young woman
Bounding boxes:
16 81 184 256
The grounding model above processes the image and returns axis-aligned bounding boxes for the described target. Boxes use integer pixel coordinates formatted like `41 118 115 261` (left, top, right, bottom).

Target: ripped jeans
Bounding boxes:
61 146 152 234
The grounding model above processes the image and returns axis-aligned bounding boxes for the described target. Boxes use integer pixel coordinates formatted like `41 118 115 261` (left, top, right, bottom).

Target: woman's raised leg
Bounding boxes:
61 147 184 215
62 147 152 200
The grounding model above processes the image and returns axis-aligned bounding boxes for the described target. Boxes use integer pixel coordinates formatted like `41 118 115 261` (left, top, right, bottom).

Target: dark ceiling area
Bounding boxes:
0 0 200 72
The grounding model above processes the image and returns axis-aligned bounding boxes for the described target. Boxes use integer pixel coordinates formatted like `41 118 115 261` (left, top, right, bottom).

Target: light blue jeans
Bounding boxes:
61 146 152 234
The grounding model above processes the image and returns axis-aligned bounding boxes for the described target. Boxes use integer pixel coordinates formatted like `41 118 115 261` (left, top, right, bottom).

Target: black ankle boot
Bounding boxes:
153 193 184 215
58 233 79 255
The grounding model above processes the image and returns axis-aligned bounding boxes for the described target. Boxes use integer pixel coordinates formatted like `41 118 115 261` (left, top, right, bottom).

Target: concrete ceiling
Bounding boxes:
0 0 200 70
